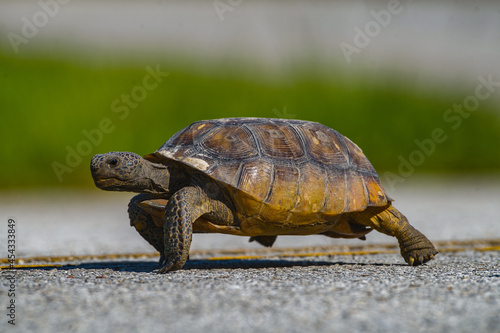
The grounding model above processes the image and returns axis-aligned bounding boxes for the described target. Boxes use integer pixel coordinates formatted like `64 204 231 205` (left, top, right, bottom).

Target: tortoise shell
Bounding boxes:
145 118 391 226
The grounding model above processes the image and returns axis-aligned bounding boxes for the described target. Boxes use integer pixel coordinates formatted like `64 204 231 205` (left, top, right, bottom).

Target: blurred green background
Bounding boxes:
1 1 499 190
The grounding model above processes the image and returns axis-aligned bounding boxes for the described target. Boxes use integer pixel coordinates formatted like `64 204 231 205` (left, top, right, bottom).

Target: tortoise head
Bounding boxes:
90 152 170 194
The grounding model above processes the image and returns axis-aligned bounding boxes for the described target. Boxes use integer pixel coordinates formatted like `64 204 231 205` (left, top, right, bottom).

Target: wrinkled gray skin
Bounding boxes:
91 152 240 273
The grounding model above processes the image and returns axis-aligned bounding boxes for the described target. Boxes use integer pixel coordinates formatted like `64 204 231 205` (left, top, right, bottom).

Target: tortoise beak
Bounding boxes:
93 178 120 188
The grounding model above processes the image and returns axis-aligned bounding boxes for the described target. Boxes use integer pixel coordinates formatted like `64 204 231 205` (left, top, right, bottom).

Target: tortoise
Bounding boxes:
90 118 437 272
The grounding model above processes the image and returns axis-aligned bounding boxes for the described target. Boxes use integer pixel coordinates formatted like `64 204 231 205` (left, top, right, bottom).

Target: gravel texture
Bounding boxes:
2 251 499 333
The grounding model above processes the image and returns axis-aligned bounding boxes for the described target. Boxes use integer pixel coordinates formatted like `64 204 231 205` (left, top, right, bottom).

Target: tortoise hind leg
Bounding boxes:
353 205 438 266
128 194 165 264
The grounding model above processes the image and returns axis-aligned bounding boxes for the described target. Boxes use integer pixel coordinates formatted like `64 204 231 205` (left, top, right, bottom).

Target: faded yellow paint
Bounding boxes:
2 240 499 270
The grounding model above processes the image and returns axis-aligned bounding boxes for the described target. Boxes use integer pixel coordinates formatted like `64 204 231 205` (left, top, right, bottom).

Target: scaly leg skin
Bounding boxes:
159 185 235 273
128 194 165 258
354 205 438 266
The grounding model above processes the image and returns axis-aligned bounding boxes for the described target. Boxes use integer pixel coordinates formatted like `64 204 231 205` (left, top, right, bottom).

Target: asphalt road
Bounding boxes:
1 249 499 333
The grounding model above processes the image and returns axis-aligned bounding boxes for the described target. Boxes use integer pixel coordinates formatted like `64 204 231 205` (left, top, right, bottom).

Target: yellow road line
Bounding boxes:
207 249 398 261
477 245 500 251
0 252 158 265
1 264 63 269
1 239 499 270
439 245 500 253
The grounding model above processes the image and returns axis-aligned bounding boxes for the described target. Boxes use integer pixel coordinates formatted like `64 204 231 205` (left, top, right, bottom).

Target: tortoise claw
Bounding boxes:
403 248 438 266
158 253 166 266
157 257 174 274
408 257 415 266
157 251 187 273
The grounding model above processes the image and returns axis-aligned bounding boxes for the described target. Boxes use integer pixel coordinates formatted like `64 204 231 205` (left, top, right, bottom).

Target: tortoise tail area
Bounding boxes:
321 214 373 240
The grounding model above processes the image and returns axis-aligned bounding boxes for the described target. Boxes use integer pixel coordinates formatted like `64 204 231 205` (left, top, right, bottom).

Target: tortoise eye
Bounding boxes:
108 158 119 167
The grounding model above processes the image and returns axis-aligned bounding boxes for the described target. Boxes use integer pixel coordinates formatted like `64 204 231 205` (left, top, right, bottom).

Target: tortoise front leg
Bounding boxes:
354 205 438 266
159 186 235 273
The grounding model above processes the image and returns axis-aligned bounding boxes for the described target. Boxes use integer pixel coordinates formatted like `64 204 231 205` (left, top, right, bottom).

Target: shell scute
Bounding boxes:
265 164 300 210
206 162 241 187
322 170 348 215
248 123 306 161
342 136 375 173
293 163 327 215
300 124 349 166
200 125 258 160
345 170 369 212
167 121 217 147
237 160 274 202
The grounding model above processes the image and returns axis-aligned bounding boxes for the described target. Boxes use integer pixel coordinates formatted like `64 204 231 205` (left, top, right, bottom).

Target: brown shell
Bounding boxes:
146 118 391 225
